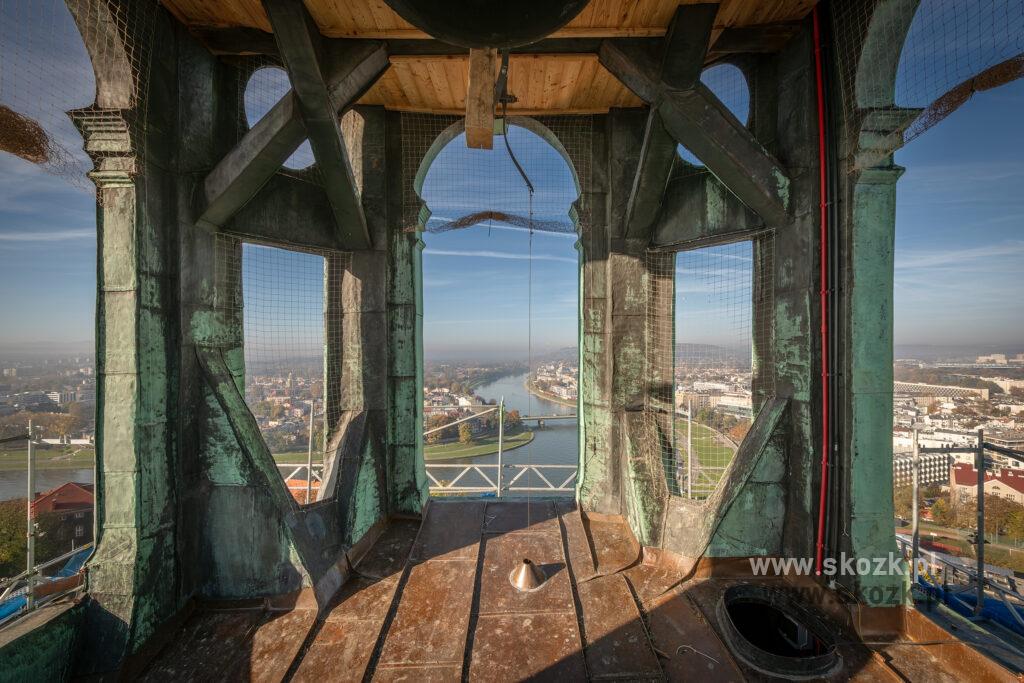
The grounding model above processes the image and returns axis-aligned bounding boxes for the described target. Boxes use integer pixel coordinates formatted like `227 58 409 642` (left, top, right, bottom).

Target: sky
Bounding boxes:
0 1 1021 360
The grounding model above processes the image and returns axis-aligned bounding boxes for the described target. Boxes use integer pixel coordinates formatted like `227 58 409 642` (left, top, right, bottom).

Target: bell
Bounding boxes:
509 558 547 592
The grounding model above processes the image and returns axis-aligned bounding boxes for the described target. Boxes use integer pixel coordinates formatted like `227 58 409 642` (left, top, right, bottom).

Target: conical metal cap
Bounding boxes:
509 558 547 592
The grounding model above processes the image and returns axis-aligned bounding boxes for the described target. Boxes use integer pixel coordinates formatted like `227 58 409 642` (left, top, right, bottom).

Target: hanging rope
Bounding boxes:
496 70 538 521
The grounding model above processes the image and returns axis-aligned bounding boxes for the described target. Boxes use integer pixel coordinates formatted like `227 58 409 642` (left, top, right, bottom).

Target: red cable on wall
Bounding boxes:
812 5 830 577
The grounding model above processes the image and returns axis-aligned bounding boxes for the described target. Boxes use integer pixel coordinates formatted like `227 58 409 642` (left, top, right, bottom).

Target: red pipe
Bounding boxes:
812 5 830 576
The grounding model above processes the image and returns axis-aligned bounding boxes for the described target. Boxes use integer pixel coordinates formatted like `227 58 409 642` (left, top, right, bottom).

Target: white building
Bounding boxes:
892 452 951 488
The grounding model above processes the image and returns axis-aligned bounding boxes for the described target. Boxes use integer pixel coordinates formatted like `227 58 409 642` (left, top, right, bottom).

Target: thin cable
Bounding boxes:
527 191 533 526
501 99 535 195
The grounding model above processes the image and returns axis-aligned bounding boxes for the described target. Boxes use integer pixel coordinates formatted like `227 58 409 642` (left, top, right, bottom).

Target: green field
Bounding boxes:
671 420 737 489
424 430 534 462
0 448 95 471
273 451 320 465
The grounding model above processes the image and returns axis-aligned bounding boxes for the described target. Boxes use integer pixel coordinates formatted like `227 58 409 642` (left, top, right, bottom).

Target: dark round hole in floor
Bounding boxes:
725 599 828 657
718 585 840 678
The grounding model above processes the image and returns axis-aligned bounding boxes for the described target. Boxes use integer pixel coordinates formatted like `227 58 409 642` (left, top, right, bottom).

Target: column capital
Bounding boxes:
69 107 135 188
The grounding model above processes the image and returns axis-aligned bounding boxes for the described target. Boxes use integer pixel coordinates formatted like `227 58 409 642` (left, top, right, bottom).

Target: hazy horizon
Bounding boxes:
0 0 1022 359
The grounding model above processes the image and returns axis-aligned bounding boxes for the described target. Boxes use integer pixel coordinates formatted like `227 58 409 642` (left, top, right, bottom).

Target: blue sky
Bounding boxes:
893 79 1024 347
420 125 579 360
0 1 1021 359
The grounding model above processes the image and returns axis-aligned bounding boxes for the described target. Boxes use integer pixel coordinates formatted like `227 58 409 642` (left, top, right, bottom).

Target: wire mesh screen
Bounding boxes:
0 0 160 190
400 113 590 497
831 0 1024 162
238 60 319 179
216 235 349 504
647 237 774 500
400 113 593 235
678 63 750 165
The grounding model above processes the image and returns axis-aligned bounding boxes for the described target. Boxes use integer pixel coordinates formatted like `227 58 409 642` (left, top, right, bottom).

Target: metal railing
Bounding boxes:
895 535 1024 630
426 463 577 496
0 543 92 628
276 462 324 503
903 427 1024 622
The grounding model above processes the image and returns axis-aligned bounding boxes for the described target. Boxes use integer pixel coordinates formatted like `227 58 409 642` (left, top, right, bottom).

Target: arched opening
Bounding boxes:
244 66 315 171
678 63 750 165
0 0 97 586
890 70 1024 526
415 119 582 497
845 0 1024 582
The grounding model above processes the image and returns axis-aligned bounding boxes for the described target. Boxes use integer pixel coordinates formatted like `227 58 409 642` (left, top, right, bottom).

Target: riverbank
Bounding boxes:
424 429 534 462
0 449 95 471
523 378 576 409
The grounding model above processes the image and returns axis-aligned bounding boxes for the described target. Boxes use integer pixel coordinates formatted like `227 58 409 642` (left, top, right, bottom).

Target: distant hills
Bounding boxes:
894 344 1024 362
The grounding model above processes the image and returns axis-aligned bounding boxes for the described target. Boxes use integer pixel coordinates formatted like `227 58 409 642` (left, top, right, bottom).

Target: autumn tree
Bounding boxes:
727 421 751 443
504 409 522 429
459 423 473 445
982 494 1023 536
0 499 26 578
425 414 449 445
930 498 952 526
893 486 923 520
1007 509 1024 543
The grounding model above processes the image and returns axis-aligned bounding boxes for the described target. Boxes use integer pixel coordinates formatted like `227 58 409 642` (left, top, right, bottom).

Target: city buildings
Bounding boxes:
892 452 951 488
949 463 1024 506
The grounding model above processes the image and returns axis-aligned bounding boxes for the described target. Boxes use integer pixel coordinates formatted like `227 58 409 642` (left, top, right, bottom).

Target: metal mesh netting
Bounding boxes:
239 60 320 178
401 112 590 497
400 113 593 235
0 0 160 191
216 235 349 504
678 63 750 166
832 0 1024 162
646 236 775 501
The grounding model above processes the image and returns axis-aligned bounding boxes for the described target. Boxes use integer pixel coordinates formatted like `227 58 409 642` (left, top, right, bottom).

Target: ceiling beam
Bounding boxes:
705 21 801 59
622 5 716 240
599 11 791 227
263 0 385 249
191 24 793 62
659 3 719 90
200 40 388 241
657 86 789 227
465 48 497 149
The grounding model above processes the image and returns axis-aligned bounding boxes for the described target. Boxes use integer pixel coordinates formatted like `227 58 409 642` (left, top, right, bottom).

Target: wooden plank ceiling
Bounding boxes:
162 0 817 115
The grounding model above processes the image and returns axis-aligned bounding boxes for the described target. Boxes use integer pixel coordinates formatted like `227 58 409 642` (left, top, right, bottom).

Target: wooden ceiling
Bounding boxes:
163 0 818 115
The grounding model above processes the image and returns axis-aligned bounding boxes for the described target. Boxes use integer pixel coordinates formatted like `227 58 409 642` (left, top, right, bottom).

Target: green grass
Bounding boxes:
671 420 737 488
424 429 534 462
272 451 320 465
909 520 1024 573
0 448 95 471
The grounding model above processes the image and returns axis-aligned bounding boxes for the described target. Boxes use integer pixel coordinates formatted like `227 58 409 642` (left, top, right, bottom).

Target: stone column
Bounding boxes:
386 113 427 513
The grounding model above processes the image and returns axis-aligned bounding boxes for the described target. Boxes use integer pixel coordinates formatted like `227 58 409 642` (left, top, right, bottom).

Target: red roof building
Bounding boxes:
949 463 1024 505
31 482 95 515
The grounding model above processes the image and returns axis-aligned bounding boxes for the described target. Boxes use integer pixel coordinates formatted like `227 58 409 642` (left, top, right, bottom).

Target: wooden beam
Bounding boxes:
200 40 387 237
599 38 790 226
624 109 677 239
621 5 716 240
263 0 385 249
706 21 801 58
658 85 789 226
191 25 790 62
379 105 614 116
465 48 497 149
316 26 672 40
659 3 719 90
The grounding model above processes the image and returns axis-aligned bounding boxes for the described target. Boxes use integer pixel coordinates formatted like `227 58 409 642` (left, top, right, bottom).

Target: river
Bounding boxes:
0 372 575 500
0 468 94 502
429 373 578 494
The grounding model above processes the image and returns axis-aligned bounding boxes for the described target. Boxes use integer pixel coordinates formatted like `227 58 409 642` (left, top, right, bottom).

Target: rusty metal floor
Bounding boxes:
138 500 1015 682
